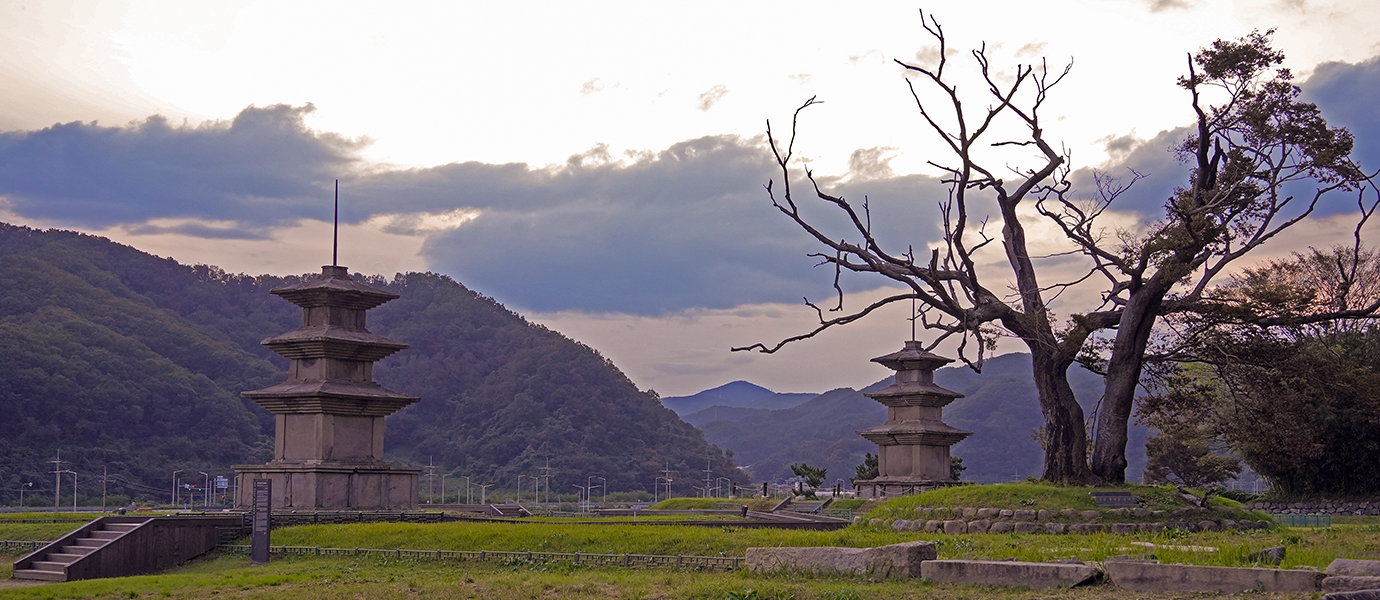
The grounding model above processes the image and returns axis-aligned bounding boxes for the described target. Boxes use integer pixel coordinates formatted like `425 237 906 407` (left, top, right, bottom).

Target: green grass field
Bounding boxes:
3 486 1378 599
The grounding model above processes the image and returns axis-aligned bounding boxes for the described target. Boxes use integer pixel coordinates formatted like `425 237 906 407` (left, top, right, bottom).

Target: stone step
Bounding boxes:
11 568 66 582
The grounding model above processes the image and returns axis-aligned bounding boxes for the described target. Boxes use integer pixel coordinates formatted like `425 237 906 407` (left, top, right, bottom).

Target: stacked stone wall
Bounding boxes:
1248 501 1380 516
868 505 1272 534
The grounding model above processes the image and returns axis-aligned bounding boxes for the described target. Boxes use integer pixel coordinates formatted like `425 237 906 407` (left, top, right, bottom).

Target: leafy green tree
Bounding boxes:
789 463 826 497
738 17 1376 486
949 456 966 481
852 452 878 486
1142 249 1380 496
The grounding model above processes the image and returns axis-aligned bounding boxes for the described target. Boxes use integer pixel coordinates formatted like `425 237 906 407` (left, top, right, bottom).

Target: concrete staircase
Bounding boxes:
12 515 237 583
13 520 147 582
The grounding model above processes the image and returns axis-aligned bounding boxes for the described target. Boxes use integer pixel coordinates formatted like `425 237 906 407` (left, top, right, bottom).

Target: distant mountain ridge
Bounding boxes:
681 352 1148 485
660 380 817 416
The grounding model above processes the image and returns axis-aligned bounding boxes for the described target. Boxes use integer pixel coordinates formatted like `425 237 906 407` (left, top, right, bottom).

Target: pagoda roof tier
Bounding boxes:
871 340 955 372
244 395 418 417
262 326 408 361
270 265 400 310
857 420 972 447
865 381 963 406
244 381 418 416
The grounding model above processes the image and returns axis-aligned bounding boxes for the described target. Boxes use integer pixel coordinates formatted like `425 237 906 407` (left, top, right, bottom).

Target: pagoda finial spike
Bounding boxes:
332 179 339 267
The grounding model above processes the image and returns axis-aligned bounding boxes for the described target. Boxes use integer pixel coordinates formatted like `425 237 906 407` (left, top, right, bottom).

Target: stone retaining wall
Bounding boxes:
871 505 1272 534
1249 502 1380 516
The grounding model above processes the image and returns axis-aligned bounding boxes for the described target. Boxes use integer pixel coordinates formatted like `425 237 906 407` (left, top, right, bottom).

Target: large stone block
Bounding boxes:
1105 560 1321 593
1323 576 1380 593
921 560 1099 589
943 520 967 534
1329 560 1380 577
746 541 936 579
1323 589 1380 600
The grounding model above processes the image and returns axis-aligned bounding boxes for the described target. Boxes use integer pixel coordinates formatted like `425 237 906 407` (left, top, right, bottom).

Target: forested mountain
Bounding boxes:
0 223 741 505
685 353 1148 485
660 381 817 416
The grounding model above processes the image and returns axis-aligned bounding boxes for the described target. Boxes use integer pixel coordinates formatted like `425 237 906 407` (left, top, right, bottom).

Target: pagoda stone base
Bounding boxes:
855 478 968 500
233 463 420 510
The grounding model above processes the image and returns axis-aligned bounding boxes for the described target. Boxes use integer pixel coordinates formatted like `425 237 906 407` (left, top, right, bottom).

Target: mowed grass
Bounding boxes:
260 518 1378 569
0 515 92 542
0 551 1324 600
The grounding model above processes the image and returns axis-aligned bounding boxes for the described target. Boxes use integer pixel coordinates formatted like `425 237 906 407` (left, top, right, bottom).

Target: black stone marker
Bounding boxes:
251 479 271 564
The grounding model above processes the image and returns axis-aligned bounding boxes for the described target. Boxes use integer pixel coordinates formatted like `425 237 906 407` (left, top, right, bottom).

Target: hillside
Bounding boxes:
660 381 816 416
687 353 1148 485
0 223 741 504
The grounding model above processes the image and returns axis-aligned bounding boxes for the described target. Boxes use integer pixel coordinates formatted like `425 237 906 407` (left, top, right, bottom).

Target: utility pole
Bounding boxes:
704 458 712 499
661 462 677 500
49 451 64 509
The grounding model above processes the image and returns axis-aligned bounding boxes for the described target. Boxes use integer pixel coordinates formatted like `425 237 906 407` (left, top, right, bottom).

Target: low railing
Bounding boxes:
0 540 47 553
220 545 743 571
1273 514 1332 527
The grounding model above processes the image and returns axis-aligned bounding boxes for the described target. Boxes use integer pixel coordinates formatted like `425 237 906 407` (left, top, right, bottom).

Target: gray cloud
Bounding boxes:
3 54 1377 317
696 84 728 112
1302 56 1380 172
0 103 362 235
1147 0 1192 12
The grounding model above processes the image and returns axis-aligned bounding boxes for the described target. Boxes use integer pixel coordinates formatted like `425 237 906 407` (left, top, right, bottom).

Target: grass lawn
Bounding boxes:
4 485 1377 599
0 551 1328 600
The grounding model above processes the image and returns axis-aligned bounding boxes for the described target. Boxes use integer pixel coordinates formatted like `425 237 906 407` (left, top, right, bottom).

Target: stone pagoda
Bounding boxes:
233 265 420 510
854 341 971 499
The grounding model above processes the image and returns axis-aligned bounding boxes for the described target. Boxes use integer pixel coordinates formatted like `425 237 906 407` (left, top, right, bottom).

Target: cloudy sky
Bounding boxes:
3 0 1379 396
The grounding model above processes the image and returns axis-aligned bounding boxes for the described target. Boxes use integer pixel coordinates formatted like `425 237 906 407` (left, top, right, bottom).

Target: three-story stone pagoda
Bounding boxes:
233 265 420 509
854 341 971 498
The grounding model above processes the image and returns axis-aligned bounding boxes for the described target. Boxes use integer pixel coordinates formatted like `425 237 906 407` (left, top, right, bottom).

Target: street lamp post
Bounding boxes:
531 477 540 507
441 475 447 504
594 476 606 505
18 482 32 508
172 471 183 507
461 476 471 504
716 477 732 498
199 472 209 507
572 484 587 511
477 483 492 504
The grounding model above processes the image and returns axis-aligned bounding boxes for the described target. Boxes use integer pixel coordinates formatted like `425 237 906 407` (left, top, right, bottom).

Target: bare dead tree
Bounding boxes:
736 16 1377 485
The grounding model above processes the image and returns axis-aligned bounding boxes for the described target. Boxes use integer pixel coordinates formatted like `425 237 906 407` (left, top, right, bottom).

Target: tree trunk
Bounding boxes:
1090 284 1165 483
1030 347 1100 485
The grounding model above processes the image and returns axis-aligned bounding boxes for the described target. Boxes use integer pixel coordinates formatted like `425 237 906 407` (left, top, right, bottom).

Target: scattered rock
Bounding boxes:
1247 546 1285 566
1110 522 1136 534
943 520 967 534
1013 510 1036 521
977 507 1000 519
891 519 911 532
1014 522 1040 534
1045 522 1067 534
1037 509 1055 521
999 509 1015 518
968 520 990 534
989 522 1014 534
1080 510 1100 521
